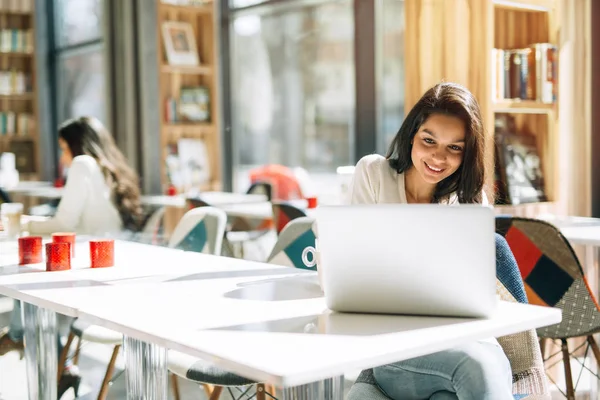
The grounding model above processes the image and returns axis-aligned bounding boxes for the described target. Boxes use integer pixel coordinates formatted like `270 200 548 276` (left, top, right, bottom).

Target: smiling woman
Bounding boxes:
345 82 509 400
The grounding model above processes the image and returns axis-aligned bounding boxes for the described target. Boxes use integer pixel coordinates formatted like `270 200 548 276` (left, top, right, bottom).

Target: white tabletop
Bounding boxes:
141 192 268 209
0 252 561 387
2 181 53 194
541 216 600 246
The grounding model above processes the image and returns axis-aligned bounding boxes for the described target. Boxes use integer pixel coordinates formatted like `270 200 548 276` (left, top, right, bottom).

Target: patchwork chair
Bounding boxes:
496 216 600 400
346 233 551 400
58 207 227 400
247 181 272 201
135 206 166 245
272 201 307 235
168 217 318 400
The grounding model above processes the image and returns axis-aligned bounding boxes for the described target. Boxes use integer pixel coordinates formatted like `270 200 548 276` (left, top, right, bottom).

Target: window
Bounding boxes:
230 0 355 190
377 0 405 153
53 0 107 126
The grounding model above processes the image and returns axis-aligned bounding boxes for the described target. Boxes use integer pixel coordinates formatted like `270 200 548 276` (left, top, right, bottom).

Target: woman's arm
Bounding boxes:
27 158 93 234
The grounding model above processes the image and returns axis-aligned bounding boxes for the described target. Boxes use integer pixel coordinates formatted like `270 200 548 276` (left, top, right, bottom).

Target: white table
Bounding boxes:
0 238 300 400
2 181 53 194
141 192 268 208
0 242 561 399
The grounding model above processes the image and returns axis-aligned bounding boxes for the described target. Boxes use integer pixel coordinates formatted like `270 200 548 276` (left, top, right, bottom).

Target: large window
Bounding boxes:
53 0 106 126
229 0 355 191
377 0 405 153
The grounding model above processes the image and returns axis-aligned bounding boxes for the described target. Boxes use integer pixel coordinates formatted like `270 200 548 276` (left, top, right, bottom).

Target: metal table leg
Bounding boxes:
123 336 168 400
22 302 58 400
280 376 344 400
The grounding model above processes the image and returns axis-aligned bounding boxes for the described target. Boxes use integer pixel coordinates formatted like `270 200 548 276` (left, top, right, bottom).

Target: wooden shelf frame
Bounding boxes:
157 0 222 193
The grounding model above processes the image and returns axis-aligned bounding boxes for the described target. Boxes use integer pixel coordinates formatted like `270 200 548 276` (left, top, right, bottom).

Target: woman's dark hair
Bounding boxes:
59 116 145 232
386 82 490 204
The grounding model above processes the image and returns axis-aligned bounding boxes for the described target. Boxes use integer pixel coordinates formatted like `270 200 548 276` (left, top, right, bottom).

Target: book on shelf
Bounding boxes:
0 29 33 53
161 0 212 6
495 131 547 205
0 70 29 95
164 138 210 191
491 43 557 104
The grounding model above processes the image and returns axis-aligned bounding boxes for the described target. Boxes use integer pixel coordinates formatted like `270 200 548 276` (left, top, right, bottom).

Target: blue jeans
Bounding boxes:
8 300 70 368
373 341 513 400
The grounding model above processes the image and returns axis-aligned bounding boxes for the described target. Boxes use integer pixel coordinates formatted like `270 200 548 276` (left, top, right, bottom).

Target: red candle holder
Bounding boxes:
45 242 71 271
307 197 318 209
18 236 43 265
52 232 76 258
90 240 115 268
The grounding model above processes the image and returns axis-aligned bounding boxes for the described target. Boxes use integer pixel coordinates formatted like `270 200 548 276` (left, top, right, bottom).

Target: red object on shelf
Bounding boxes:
167 185 177 196
90 240 115 268
53 178 64 188
45 242 71 271
18 236 43 265
52 232 76 258
307 197 318 209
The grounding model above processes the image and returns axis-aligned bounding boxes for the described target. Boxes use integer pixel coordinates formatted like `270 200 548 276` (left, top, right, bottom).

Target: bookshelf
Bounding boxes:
0 0 38 179
404 0 569 218
156 0 221 193
490 0 559 216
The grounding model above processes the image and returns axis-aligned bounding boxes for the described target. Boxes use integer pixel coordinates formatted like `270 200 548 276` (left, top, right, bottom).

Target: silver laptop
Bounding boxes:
316 204 497 318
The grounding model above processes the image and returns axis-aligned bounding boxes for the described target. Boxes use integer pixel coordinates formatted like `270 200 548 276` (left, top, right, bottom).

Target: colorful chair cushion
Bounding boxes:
168 207 227 255
496 216 600 339
272 201 307 234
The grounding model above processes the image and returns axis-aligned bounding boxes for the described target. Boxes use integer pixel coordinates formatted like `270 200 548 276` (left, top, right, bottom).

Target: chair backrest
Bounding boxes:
272 201 307 234
496 216 600 338
249 164 303 201
267 216 316 270
168 207 227 255
0 187 11 204
246 182 272 201
141 206 166 245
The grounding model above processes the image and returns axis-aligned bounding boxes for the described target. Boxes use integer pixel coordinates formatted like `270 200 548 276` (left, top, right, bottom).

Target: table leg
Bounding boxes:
123 336 168 400
279 376 344 400
22 302 58 400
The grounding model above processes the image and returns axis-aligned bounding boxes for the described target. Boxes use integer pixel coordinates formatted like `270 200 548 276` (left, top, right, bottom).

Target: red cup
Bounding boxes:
45 242 71 271
52 232 76 258
18 236 43 265
307 197 318 209
90 240 115 268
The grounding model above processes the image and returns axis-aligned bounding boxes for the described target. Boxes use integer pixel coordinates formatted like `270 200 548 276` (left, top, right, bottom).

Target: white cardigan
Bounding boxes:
27 155 122 236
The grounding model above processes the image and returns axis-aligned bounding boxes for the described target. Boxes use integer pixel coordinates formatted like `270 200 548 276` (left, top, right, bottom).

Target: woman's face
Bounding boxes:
410 113 466 185
58 138 73 168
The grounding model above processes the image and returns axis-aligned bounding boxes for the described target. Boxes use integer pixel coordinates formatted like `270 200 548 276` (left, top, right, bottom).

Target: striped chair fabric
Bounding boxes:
346 233 550 400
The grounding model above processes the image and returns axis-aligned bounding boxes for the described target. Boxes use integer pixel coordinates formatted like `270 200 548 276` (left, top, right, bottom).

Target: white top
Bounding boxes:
27 155 122 235
348 154 489 205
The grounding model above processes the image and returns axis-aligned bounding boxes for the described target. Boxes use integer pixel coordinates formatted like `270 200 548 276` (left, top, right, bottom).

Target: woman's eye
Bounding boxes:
423 138 435 144
449 145 463 152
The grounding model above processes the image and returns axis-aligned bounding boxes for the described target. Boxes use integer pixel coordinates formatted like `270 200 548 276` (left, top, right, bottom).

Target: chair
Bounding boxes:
134 206 166 245
59 207 227 400
496 216 600 400
167 217 317 400
272 201 307 235
246 181 272 201
346 233 551 400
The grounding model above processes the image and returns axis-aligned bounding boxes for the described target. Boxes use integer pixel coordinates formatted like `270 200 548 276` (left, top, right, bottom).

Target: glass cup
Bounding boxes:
1 202 23 238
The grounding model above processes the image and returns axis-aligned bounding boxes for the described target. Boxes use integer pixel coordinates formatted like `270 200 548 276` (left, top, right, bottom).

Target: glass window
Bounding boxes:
377 0 405 154
55 0 103 47
230 0 355 190
57 48 106 124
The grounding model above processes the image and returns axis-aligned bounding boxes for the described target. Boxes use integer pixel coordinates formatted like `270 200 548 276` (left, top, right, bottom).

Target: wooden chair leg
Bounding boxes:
170 373 181 400
57 332 75 382
256 383 266 400
208 385 223 400
97 344 121 400
561 338 575 400
587 335 600 369
539 337 548 360
72 336 82 366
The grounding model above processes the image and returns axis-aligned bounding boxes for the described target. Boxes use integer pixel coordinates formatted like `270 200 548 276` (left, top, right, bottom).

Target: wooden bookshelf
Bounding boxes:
0 0 39 179
156 0 221 193
404 0 572 218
